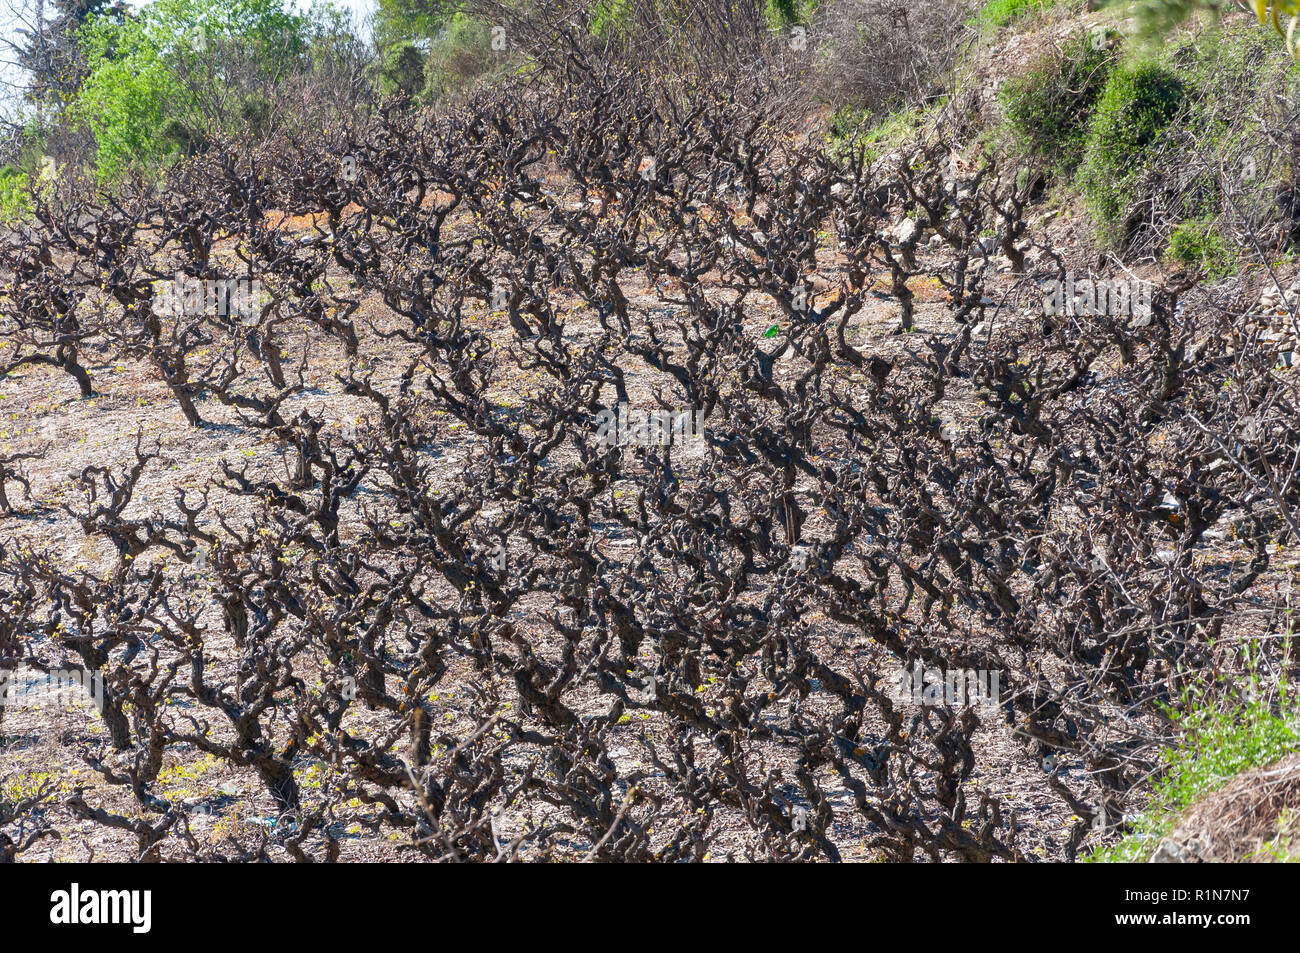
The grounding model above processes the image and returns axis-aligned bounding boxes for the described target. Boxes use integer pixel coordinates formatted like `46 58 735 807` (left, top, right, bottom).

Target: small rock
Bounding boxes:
1151 835 1214 863
894 218 919 245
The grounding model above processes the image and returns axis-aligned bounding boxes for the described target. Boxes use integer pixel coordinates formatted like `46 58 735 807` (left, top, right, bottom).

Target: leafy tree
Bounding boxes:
421 11 504 101
761 0 821 28
374 0 455 48
590 0 634 36
378 40 427 98
14 0 127 109
71 12 186 180
69 0 323 181
0 164 31 222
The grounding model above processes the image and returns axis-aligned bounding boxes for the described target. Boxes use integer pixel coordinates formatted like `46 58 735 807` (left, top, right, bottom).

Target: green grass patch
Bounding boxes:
1166 217 1235 278
968 0 1062 33
828 101 940 162
1093 659 1300 862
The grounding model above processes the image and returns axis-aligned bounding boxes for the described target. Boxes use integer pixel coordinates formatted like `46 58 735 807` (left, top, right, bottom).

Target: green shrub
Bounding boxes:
378 40 426 100
1167 217 1234 277
71 0 318 182
763 0 820 28
72 16 185 183
1060 24 1295 254
827 104 870 155
591 0 635 38
1092 665 1300 862
1168 23 1297 218
828 102 937 163
0 165 30 223
422 14 502 103
1000 31 1115 175
1076 62 1186 243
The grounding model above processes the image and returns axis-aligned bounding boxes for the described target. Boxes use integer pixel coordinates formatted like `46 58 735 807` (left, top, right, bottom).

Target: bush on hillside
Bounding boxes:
1000 30 1115 175
1085 24 1297 259
1077 62 1185 243
1166 217 1234 277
